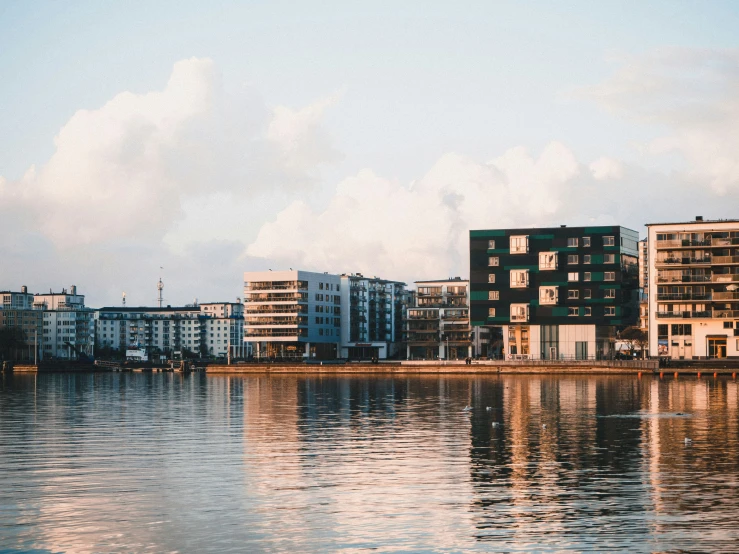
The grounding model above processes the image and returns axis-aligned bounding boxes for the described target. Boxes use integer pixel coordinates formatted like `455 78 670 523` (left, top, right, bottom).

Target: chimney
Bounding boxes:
21 285 27 293
696 216 703 221
70 285 77 295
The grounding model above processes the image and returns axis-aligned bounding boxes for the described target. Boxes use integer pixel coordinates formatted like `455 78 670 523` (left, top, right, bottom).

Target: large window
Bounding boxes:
539 252 558 270
568 272 579 282
568 290 579 299
568 255 579 265
604 253 616 264
605 306 616 316
605 272 616 281
604 289 616 299
567 238 579 247
539 286 558 305
583 237 591 247
671 324 692 336
510 269 529 288
488 256 499 266
488 291 499 300
510 235 529 254
603 236 615 246
510 304 529 322
568 307 579 316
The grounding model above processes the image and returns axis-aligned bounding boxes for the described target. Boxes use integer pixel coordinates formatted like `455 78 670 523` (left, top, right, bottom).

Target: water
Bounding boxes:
1 372 738 553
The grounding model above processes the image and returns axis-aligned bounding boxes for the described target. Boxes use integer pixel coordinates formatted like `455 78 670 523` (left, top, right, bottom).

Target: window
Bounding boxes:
604 289 616 299
488 274 496 284
539 252 558 270
510 269 529 288
568 290 579 299
584 272 591 281
603 236 615 246
539 286 558 305
605 272 615 281
568 307 579 316
510 303 529 322
605 306 616 316
584 307 592 316
488 308 496 317
488 240 496 249
319 283 324 290
488 291 499 300
510 235 529 254
724 321 733 329
568 255 579 265
568 272 579 282
488 256 499 266
604 253 616 264
584 255 591 264
567 238 578 247
671 324 693 336
583 237 591 247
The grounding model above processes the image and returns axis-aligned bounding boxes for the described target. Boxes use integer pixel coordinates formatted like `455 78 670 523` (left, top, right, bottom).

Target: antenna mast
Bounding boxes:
122 292 126 307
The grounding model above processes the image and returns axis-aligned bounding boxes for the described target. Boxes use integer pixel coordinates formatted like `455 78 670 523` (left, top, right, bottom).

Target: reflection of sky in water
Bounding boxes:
1 373 738 552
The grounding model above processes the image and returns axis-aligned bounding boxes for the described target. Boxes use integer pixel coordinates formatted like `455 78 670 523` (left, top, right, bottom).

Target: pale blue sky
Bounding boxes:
2 0 737 181
1 1 739 305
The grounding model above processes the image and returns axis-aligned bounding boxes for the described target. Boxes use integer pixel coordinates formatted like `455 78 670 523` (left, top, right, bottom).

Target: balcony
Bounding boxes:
711 274 739 283
656 293 709 301
712 256 739 265
655 311 711 318
655 257 711 267
713 310 739 319
711 292 739 301
657 275 711 283
711 237 739 247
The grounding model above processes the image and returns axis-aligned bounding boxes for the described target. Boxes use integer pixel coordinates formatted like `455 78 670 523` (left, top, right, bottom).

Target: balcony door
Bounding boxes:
707 337 727 359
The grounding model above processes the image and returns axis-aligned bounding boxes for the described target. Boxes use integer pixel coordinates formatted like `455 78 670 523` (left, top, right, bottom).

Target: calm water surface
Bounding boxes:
1 372 739 553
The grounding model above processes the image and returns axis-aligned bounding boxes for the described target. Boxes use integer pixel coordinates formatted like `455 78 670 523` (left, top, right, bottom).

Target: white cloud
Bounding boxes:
589 157 624 180
583 48 739 194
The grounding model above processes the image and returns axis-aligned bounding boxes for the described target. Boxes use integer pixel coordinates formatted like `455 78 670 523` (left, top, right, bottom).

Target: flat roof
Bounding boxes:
470 224 637 233
646 219 739 227
98 306 199 312
414 278 468 284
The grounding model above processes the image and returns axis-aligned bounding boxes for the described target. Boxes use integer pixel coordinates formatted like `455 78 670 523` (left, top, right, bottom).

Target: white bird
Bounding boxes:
492 422 500 427
486 406 492 411
684 437 692 444
542 424 547 429
462 405 472 412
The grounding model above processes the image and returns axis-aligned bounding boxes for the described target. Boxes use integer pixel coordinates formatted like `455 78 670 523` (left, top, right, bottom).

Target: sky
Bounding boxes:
1 0 739 307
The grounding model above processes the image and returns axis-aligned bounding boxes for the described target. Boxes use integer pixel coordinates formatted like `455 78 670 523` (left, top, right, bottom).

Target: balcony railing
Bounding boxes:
656 239 709 249
656 293 710 301
655 257 711 266
711 274 739 283
712 256 739 264
711 292 739 300
657 275 711 283
655 311 711 318
712 310 739 319
711 238 739 247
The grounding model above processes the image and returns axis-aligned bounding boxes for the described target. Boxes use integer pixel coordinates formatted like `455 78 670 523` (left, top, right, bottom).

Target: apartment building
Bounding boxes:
404 278 472 360
0 286 43 361
647 217 739 359
244 270 342 360
34 286 95 360
97 302 246 359
470 226 640 360
339 274 407 359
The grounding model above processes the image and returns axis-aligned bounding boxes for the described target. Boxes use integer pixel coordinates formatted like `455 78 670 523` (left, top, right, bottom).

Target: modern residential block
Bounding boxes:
470 226 640 360
404 278 472 360
34 286 95 360
647 217 739 359
0 286 43 361
244 270 342 360
339 273 407 359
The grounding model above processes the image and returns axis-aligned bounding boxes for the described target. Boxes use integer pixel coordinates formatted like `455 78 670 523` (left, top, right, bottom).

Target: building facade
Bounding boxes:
404 278 472 360
339 274 407 359
470 226 640 360
34 286 95 360
96 303 246 359
647 217 739 359
244 270 342 360
0 286 43 361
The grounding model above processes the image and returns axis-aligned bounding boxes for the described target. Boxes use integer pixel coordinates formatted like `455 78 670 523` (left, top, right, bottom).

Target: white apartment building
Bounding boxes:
96 303 246 359
34 286 95 360
0 286 43 361
339 274 407 359
244 270 342 360
405 278 472 360
648 217 739 359
1 286 35 310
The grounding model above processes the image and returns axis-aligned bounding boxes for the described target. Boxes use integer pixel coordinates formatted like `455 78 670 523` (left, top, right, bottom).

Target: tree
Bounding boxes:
620 326 648 359
0 327 27 360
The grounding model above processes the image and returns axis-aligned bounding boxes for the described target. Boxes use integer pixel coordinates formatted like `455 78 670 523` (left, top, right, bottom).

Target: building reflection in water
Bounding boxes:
2 373 739 552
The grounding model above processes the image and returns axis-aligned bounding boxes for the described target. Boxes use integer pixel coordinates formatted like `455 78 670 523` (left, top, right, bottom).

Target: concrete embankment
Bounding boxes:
205 360 659 375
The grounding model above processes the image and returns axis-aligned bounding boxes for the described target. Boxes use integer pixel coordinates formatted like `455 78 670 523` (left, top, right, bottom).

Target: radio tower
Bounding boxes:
157 267 164 308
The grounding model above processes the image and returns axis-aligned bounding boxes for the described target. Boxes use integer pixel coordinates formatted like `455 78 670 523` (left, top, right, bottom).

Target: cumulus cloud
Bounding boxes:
589 157 624 180
582 48 739 194
0 57 342 304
